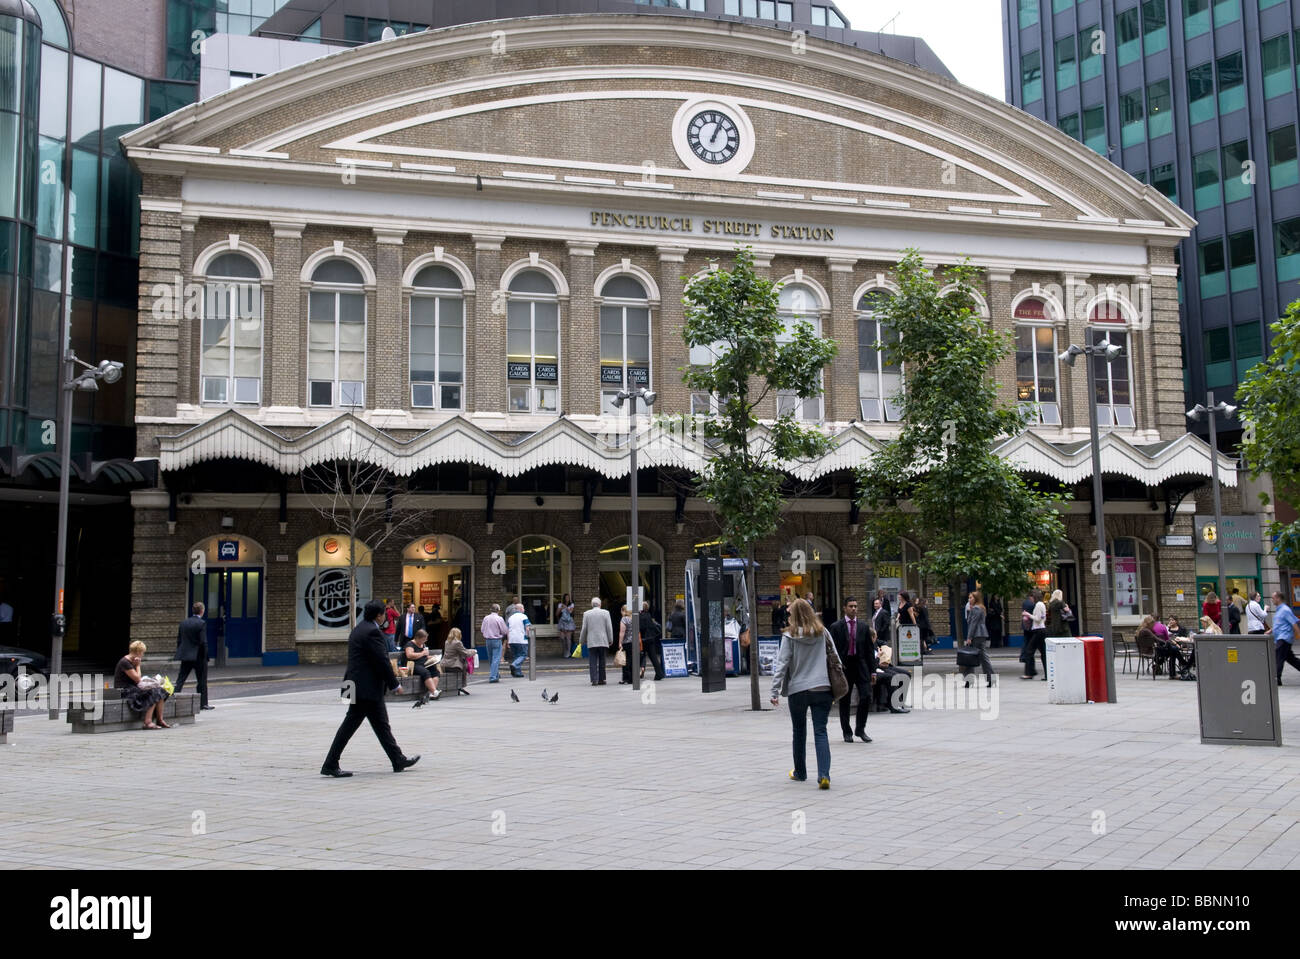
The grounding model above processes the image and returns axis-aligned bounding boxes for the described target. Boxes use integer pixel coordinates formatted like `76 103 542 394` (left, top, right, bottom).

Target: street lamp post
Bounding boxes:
49 350 124 718
1059 337 1123 704
1187 392 1236 619
612 386 657 693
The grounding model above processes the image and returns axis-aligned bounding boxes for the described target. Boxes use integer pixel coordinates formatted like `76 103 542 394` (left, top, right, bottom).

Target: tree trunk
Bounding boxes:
747 541 761 711
349 531 357 630
949 579 962 645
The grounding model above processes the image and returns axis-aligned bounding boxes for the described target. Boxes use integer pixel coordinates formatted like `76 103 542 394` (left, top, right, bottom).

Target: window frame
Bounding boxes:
1108 536 1156 620
306 261 368 410
1013 301 1061 426
200 257 263 407
598 277 653 416
1087 310 1136 428
408 269 465 412
506 271 562 415
856 291 904 423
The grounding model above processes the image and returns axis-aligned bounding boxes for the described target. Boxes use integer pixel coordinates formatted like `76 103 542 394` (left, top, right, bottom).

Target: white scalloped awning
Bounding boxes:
156 410 1233 485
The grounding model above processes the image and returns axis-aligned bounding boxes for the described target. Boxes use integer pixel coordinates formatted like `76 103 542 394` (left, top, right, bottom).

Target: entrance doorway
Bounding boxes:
187 535 266 659
402 535 474 649
780 536 839 626
598 536 664 627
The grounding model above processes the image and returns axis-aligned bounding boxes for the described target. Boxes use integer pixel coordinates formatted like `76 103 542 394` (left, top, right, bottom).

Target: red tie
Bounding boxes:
848 620 856 656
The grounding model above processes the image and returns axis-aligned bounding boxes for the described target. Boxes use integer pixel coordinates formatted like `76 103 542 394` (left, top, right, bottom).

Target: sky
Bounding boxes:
835 0 1007 100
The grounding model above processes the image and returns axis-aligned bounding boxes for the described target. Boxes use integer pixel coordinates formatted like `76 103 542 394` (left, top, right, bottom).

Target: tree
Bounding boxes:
855 249 1065 635
1237 300 1300 567
301 419 432 631
681 247 837 710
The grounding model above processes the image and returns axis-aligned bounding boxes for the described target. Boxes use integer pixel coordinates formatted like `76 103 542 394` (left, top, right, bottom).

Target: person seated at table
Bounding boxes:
872 640 911 714
1144 616 1194 680
115 640 171 729
1166 616 1189 638
1151 617 1171 643
438 626 472 696
402 628 441 705
1199 615 1222 636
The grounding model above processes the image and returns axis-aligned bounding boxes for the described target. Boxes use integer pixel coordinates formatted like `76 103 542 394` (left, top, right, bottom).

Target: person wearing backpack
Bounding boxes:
770 598 844 790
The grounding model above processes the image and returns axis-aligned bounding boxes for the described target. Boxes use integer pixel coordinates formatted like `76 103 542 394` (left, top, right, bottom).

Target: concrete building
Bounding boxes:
121 13 1233 665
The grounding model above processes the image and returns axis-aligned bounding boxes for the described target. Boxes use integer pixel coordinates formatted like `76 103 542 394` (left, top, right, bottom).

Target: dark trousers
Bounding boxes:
1277 641 1300 684
838 654 870 736
789 689 833 781
1022 629 1047 676
588 646 608 683
873 667 912 709
621 643 634 683
323 697 404 770
640 639 665 680
175 644 209 707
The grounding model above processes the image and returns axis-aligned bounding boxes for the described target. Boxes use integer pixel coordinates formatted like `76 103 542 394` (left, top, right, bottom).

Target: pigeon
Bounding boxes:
549 692 559 704
510 689 519 703
541 689 549 701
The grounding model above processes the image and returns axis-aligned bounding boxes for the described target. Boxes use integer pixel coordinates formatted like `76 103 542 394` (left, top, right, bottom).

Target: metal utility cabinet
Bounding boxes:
1194 633 1282 746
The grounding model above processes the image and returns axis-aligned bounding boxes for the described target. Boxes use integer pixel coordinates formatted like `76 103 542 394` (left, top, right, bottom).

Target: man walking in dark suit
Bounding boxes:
174 602 214 710
321 600 420 778
397 603 425 652
828 597 875 744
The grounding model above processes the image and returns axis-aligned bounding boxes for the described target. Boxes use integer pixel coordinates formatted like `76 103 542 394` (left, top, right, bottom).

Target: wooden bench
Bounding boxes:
66 688 200 734
387 668 466 699
0 709 12 744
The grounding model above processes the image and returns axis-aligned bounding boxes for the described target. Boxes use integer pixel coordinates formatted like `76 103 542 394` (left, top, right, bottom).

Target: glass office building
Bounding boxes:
1003 0 1300 435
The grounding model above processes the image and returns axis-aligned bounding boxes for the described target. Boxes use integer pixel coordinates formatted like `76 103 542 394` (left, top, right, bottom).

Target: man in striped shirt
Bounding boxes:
481 603 509 683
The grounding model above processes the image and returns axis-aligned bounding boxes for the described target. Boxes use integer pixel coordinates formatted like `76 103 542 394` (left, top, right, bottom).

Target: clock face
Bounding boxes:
686 110 740 164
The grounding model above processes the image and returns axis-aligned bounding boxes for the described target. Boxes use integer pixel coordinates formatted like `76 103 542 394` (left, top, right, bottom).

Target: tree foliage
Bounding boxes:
1237 300 1300 565
681 246 837 707
855 250 1065 612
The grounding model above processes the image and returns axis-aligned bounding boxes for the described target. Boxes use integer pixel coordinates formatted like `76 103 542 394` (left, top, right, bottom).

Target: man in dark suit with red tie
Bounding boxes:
828 597 875 744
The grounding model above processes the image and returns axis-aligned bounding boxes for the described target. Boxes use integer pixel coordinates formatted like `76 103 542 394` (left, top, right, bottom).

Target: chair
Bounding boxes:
1112 631 1132 674
1134 630 1155 678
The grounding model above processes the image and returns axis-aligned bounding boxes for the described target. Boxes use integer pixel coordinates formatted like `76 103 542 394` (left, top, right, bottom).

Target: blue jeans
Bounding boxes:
509 643 528 674
788 689 833 782
486 638 503 682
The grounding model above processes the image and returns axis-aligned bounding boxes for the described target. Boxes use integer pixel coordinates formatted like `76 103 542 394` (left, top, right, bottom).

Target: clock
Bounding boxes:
686 110 740 164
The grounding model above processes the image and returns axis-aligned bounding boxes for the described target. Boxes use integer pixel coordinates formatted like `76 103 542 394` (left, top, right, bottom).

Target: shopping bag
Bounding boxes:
570 643 583 659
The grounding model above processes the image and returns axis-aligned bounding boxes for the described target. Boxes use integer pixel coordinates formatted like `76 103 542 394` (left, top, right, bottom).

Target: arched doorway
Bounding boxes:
1028 540 1080 637
503 535 571 636
598 536 664 625
779 535 839 625
401 535 474 650
187 534 266 659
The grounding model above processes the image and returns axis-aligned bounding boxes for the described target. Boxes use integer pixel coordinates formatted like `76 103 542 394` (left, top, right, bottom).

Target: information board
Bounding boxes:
757 637 781 675
661 640 689 678
897 624 923 665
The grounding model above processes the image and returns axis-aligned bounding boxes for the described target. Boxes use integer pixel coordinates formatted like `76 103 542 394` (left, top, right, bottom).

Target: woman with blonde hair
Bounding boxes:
438 626 473 696
114 640 171 729
770 598 843 790
1046 588 1072 638
618 604 635 684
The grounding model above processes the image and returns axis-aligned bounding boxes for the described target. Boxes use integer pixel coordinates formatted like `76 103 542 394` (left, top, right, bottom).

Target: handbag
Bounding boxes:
614 647 627 667
570 643 583 659
956 645 982 668
824 632 850 702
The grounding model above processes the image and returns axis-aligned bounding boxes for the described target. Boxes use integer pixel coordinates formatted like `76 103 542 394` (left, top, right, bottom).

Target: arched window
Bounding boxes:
308 258 367 408
507 270 560 413
505 535 571 626
857 289 903 422
201 252 262 405
1088 301 1134 427
1013 296 1060 425
776 283 824 421
1109 536 1155 618
599 275 652 414
410 263 464 410
296 535 372 636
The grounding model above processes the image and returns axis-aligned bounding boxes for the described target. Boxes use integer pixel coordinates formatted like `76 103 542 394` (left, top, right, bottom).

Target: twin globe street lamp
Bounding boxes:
48 351 124 719
611 386 657 692
1058 337 1122 704
1186 394 1237 621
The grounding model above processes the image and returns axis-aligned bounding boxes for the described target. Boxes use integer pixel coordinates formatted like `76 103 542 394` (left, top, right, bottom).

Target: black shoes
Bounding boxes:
393 754 421 773
843 734 853 743
201 704 215 710
857 733 873 743
320 765 352 778
889 707 910 714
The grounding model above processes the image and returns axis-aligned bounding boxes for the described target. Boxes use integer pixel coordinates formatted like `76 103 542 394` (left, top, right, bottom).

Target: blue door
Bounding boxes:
189 567 263 659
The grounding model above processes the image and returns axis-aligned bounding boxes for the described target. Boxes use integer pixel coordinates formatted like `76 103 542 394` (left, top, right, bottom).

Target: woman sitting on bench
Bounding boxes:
439 627 472 696
403 629 441 706
115 640 171 729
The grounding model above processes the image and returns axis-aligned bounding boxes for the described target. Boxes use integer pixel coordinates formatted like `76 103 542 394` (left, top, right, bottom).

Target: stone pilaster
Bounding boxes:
657 245 689 415
134 196 184 429
1063 272 1090 433
268 220 305 409
472 234 504 414
566 240 598 416
372 228 406 411
986 270 1014 412
826 256 857 423
178 215 197 406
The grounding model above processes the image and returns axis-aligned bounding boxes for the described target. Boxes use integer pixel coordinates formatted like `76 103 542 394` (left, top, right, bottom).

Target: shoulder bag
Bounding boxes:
824 631 850 702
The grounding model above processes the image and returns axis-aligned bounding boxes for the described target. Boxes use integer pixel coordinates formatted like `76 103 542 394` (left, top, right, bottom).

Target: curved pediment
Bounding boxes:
122 14 1191 232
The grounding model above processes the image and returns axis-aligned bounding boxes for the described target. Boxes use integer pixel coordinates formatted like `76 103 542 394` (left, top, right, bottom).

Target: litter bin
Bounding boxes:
1046 638 1086 704
1193 632 1281 746
1080 636 1108 703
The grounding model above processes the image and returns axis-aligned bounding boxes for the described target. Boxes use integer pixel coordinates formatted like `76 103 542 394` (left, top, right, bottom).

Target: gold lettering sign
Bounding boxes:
589 211 834 242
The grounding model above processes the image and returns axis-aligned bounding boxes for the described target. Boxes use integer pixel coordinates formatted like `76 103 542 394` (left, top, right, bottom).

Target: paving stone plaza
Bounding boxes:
7 663 1300 870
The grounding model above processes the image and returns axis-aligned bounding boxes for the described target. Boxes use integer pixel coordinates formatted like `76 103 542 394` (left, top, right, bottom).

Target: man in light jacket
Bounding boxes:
579 597 614 685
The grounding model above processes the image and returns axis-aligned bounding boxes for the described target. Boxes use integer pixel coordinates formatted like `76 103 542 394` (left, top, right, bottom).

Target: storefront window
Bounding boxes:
409 263 464 410
506 270 560 413
857 289 903 422
296 535 372 636
308 258 367 408
200 251 262 405
505 535 570 629
1109 537 1155 618
599 274 651 415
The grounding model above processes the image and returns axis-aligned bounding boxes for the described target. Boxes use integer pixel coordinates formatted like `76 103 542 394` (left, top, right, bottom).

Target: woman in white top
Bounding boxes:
1246 593 1269 634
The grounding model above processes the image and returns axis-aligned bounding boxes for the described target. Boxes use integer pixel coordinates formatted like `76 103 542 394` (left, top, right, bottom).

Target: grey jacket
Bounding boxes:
771 628 842 699
578 607 615 649
966 605 988 640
